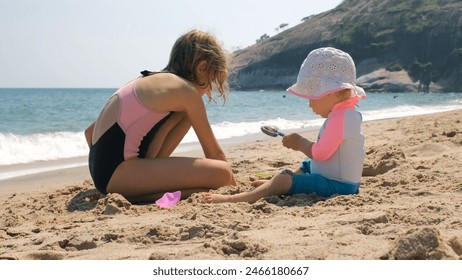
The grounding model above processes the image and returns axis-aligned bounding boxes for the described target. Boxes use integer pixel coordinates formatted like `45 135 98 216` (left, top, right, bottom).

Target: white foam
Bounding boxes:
182 118 324 143
0 161 87 181
1 104 461 167
0 131 88 165
362 105 462 122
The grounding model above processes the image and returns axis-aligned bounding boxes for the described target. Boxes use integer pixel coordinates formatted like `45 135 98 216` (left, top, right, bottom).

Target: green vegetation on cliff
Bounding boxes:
232 0 462 92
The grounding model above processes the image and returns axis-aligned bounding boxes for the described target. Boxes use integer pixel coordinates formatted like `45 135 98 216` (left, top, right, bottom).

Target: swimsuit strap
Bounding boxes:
140 70 156 77
140 70 170 77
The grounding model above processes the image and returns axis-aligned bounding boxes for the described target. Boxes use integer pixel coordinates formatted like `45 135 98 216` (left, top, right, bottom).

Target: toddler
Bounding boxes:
203 47 366 204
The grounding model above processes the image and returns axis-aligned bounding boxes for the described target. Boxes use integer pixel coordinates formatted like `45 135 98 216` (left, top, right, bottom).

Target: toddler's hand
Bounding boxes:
282 133 304 151
282 133 313 157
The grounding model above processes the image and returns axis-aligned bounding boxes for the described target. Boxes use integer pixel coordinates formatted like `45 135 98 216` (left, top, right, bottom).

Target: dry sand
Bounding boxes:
1 110 462 260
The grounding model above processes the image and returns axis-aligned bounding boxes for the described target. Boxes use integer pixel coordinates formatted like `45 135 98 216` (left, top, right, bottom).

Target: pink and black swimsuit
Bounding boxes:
89 77 171 194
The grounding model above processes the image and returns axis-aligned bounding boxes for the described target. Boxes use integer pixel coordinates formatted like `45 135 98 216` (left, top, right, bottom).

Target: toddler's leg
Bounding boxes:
251 180 267 187
202 173 293 204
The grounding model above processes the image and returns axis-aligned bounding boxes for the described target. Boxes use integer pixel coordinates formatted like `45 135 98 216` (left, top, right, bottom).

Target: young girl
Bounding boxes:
203 47 366 204
85 30 236 203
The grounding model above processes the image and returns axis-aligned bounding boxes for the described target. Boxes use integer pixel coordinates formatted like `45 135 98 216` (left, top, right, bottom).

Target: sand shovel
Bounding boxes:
260 126 285 137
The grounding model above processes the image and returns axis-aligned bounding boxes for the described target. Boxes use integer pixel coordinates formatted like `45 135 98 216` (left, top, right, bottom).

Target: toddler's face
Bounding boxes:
308 93 338 118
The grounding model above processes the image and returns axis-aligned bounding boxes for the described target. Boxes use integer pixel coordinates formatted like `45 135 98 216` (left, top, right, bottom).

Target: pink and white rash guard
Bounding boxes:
310 97 365 184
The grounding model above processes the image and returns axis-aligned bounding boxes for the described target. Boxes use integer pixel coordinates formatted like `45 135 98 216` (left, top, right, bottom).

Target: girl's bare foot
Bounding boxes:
202 192 231 203
251 179 267 187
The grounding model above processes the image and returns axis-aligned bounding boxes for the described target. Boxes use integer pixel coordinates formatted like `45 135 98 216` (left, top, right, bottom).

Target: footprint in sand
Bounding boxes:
405 143 450 160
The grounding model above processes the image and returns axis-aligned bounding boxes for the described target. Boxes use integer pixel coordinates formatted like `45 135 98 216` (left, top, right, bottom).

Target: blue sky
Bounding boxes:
0 0 342 88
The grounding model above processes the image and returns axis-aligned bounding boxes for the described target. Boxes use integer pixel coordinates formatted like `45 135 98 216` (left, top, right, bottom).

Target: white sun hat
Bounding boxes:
287 47 366 100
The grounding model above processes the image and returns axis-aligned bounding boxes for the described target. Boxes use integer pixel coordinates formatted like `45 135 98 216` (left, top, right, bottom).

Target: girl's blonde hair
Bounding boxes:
164 30 230 102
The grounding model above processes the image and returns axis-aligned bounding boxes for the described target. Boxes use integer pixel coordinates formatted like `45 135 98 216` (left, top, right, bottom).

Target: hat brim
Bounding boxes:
287 83 356 100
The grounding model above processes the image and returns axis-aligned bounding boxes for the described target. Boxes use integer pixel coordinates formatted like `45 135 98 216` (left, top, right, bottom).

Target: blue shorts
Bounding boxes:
288 158 360 197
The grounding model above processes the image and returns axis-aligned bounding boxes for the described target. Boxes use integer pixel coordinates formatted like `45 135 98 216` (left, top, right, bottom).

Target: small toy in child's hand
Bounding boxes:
261 126 285 137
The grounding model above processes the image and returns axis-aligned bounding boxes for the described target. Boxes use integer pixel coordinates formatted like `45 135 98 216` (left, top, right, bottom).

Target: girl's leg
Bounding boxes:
202 173 292 204
125 188 209 204
146 112 191 159
107 112 234 203
107 157 234 202
158 112 192 158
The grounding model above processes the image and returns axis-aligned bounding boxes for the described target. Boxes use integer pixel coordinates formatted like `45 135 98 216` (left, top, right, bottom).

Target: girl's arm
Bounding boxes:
84 122 95 148
138 76 228 162
152 112 192 158
183 93 228 161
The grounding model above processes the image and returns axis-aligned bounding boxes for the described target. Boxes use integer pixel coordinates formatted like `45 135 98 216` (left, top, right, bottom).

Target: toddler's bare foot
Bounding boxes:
202 192 231 203
251 180 267 187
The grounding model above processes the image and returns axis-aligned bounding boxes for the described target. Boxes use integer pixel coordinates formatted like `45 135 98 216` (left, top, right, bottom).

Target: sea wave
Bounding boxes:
361 104 462 121
0 118 323 166
0 131 88 165
182 118 324 143
1 104 461 166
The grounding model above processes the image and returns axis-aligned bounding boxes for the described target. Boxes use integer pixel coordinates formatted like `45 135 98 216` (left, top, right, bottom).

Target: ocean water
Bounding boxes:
1 88 462 169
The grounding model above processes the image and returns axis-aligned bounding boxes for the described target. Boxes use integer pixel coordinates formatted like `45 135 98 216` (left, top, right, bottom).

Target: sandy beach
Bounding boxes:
1 110 461 260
